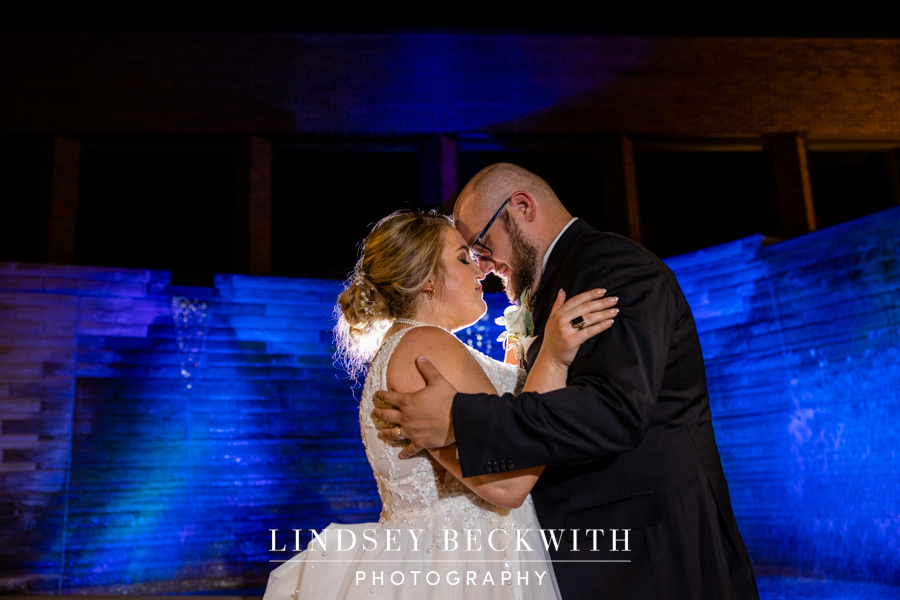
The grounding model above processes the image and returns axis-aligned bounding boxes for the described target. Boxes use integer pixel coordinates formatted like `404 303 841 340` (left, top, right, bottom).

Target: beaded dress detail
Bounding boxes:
263 324 561 599
363 324 524 526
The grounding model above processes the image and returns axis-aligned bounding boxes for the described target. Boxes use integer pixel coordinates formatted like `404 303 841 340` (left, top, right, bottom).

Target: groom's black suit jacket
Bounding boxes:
453 220 759 600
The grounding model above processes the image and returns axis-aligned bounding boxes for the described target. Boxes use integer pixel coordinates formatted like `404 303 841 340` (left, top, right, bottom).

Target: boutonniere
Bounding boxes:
495 287 536 362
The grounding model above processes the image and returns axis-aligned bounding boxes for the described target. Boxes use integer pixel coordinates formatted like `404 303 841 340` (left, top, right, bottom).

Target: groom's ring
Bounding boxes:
570 316 586 330
394 427 406 440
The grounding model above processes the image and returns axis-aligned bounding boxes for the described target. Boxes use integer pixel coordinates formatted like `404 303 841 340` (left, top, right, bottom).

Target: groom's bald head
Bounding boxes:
453 163 572 249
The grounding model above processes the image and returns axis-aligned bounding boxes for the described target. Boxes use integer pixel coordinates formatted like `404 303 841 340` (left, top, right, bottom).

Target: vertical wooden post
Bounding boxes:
768 133 816 237
887 148 900 206
598 135 642 243
420 135 458 213
234 135 272 275
42 136 80 264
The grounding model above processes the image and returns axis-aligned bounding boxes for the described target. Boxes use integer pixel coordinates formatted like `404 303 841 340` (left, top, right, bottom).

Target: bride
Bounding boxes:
263 210 618 599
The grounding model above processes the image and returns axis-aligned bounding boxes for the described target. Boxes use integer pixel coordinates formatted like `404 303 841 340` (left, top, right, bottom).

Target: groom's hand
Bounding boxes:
374 356 457 459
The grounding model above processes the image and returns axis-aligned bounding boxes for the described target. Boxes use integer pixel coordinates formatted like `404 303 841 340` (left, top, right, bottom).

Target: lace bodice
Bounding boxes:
359 325 526 527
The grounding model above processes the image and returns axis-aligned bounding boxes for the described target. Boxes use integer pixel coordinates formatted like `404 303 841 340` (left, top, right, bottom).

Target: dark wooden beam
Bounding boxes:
42 137 80 264
598 135 642 243
234 135 272 275
420 135 458 214
767 133 816 237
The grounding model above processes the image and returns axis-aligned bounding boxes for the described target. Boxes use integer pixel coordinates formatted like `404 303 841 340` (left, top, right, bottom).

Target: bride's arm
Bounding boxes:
386 326 541 508
522 288 618 393
389 290 617 508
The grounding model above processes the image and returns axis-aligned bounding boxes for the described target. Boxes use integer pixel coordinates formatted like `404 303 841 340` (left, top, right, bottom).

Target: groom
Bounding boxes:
374 163 759 600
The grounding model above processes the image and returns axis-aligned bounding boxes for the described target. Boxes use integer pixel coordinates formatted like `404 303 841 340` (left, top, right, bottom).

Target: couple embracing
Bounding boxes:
264 163 759 600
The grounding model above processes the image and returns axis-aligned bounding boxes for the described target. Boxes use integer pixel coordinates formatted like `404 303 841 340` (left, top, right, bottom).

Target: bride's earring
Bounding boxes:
427 289 434 300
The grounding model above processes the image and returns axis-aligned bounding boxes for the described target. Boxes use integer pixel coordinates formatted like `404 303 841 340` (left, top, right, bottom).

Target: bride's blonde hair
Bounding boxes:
334 209 453 379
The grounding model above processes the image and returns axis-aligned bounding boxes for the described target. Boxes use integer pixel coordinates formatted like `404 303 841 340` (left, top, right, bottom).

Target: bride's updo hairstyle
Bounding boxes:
335 209 454 379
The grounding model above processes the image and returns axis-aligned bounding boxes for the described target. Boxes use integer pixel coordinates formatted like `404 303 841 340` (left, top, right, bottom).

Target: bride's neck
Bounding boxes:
409 305 455 332
382 313 451 346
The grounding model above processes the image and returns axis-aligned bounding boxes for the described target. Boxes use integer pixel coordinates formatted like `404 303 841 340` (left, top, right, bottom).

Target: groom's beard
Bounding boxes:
500 215 539 303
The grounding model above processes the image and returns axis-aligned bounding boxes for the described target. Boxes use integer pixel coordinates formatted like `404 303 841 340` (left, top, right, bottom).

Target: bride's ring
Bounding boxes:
395 427 405 440
570 315 586 330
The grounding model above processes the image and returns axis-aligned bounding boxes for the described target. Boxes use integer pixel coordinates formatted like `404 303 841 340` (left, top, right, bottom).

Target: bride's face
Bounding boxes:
433 228 488 331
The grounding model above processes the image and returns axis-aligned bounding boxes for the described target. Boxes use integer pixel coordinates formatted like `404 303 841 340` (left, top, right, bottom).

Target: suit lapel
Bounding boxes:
524 219 594 369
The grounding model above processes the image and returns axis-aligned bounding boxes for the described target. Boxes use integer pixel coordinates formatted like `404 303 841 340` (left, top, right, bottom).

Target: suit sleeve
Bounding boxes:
453 235 676 477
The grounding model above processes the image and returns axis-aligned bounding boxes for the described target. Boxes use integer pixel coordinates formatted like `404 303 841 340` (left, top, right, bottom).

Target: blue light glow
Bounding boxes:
290 34 652 132
1 207 898 593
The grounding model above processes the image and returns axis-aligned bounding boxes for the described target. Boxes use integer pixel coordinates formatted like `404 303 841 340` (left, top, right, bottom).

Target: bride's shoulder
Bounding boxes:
390 326 466 365
386 326 491 394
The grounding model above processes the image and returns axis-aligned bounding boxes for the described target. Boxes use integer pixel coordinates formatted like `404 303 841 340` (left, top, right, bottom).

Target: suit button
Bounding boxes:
508 461 515 470
500 460 508 470
492 461 499 471
484 462 493 472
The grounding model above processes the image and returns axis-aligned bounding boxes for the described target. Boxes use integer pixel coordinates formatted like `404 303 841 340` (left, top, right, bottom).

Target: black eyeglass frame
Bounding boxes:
470 196 511 263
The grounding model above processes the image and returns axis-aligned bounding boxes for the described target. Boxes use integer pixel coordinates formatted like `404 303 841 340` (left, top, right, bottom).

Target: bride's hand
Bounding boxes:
539 288 618 370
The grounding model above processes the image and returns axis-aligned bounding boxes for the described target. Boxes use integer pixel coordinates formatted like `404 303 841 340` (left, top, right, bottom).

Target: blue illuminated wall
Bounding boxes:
0 269 379 592
1 206 898 591
663 207 900 584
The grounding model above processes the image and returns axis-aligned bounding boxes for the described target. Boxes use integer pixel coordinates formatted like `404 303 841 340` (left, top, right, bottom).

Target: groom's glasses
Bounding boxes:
470 197 511 263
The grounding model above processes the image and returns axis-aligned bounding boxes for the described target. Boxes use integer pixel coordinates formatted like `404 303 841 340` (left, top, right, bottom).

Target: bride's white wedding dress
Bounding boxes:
263 324 561 599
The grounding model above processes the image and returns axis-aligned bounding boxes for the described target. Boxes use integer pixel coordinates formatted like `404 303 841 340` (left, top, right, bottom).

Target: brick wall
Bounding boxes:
1 33 899 138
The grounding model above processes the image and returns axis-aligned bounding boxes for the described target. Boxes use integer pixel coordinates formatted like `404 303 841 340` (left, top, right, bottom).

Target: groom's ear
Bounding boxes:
510 191 537 223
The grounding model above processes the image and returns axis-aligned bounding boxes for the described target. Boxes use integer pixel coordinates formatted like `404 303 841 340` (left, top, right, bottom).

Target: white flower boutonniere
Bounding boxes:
495 287 535 362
